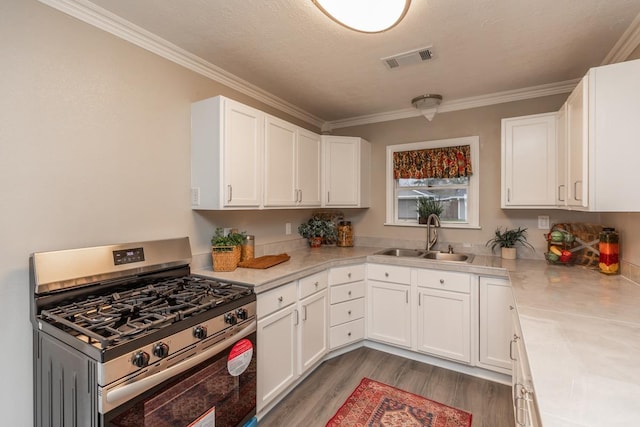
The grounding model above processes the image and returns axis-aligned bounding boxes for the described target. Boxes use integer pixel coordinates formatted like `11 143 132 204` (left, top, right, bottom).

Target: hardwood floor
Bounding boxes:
259 347 514 427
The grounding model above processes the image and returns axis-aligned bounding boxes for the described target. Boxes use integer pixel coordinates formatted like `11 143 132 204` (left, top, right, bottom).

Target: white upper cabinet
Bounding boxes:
501 113 557 208
556 104 568 207
264 115 297 207
560 59 640 211
322 136 371 207
191 96 323 210
191 96 263 209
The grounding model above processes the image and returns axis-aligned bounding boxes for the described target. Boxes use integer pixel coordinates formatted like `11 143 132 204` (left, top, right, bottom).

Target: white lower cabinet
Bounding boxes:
416 270 471 363
257 271 328 411
329 264 366 349
366 264 412 348
511 305 541 426
479 277 513 374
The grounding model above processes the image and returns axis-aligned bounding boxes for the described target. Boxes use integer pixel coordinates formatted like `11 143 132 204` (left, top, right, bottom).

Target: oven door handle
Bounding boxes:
105 321 256 407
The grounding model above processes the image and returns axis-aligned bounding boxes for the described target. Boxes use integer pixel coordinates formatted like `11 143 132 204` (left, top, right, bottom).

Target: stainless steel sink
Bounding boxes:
423 252 474 262
376 248 426 258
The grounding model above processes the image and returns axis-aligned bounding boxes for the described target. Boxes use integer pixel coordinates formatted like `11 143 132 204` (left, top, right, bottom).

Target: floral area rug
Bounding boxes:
326 378 472 427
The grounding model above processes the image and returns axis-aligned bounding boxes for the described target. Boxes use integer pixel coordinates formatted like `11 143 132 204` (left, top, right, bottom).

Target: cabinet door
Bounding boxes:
417 288 471 363
556 104 568 206
257 305 297 411
264 116 297 207
299 290 327 373
297 129 322 206
367 281 411 348
566 76 588 208
323 137 359 206
223 99 263 207
479 277 513 373
502 113 557 207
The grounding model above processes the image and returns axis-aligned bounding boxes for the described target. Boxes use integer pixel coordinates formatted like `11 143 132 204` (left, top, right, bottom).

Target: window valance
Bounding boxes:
392 145 473 179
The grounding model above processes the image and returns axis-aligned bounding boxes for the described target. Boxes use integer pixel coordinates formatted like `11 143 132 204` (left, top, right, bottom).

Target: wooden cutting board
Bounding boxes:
238 253 290 269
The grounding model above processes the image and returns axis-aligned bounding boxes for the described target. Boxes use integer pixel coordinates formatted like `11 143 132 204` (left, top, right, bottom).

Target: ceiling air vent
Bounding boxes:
381 46 434 70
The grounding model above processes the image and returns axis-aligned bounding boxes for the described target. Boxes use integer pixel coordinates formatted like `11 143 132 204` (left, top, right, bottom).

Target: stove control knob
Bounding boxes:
193 325 208 340
236 308 248 320
132 351 150 368
153 342 169 358
225 313 237 325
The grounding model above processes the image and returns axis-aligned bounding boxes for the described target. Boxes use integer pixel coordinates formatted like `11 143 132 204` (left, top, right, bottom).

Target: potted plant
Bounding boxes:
417 197 443 224
211 228 246 271
297 217 337 248
486 226 534 259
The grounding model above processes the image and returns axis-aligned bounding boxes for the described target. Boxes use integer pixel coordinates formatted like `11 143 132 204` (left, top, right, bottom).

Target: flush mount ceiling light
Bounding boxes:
412 94 443 121
312 0 411 33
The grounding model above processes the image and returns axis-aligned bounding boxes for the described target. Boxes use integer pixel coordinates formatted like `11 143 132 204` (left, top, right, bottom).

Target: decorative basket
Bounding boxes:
211 245 241 272
545 223 602 267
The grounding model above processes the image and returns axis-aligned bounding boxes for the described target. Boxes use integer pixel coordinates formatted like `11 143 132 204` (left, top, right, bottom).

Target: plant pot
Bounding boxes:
308 236 322 248
501 247 517 260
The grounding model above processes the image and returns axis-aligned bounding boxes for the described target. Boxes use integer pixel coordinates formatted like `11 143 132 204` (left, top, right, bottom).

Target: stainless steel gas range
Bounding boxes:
30 237 257 427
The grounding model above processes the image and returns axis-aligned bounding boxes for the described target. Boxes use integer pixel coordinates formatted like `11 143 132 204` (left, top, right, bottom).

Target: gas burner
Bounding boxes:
39 275 252 348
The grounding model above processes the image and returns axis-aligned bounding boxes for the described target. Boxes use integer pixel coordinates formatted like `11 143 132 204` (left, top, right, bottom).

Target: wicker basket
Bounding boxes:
211 245 241 272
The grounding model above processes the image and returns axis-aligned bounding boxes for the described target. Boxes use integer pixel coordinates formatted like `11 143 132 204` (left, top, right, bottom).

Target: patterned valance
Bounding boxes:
393 145 473 179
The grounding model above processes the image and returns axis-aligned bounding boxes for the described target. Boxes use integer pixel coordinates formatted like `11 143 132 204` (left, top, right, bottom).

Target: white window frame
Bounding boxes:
385 136 480 229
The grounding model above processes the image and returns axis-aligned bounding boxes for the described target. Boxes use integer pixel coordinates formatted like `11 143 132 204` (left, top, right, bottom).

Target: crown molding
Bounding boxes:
37 0 325 129
601 11 640 65
322 78 579 132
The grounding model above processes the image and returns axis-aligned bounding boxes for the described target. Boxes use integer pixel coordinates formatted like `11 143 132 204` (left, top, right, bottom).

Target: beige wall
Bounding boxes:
333 98 601 254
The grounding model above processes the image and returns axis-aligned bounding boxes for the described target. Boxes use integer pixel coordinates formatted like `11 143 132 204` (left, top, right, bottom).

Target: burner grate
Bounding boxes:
39 275 252 348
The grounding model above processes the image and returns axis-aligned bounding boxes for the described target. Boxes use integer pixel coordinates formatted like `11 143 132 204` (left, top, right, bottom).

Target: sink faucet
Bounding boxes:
425 214 440 251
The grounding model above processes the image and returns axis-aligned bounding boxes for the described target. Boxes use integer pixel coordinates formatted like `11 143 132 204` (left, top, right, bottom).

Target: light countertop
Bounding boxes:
193 246 640 426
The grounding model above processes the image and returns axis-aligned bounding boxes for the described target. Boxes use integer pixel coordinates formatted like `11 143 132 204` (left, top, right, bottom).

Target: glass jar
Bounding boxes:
241 235 255 262
336 221 353 247
598 228 619 275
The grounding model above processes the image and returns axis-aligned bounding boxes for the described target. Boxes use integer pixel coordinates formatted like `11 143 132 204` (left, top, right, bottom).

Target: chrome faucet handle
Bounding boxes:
448 245 454 254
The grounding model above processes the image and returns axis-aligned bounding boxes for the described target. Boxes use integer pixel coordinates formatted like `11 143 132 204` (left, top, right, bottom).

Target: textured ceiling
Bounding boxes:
88 0 640 122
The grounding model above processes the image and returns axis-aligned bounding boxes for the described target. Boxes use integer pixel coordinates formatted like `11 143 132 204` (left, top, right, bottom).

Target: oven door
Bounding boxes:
103 325 256 427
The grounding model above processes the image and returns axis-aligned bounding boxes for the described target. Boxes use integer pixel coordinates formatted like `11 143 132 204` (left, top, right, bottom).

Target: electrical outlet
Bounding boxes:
538 215 550 229
285 223 291 235
191 187 200 206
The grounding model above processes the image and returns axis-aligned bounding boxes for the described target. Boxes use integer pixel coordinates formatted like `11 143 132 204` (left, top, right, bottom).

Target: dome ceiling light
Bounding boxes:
412 94 443 121
312 0 411 33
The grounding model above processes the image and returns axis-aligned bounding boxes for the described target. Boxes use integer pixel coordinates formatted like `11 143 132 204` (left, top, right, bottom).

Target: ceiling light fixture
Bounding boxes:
412 94 443 121
312 0 411 33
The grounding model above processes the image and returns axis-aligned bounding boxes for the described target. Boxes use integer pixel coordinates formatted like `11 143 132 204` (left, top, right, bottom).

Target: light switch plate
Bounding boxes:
538 215 550 229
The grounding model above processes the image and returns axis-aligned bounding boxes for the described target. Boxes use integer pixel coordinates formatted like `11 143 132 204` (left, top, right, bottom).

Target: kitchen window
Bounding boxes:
385 136 480 228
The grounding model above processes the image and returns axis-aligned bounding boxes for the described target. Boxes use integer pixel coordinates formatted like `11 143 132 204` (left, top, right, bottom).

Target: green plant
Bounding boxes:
297 217 337 240
211 228 246 251
417 197 443 219
486 227 534 251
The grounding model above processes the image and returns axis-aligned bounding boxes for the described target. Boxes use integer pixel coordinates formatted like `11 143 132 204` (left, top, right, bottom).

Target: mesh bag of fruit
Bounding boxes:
545 223 602 267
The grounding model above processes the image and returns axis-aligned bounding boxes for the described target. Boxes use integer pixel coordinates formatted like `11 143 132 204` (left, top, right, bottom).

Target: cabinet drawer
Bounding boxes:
330 281 365 304
299 270 328 299
367 263 411 285
330 318 365 349
329 264 365 285
257 282 297 318
416 270 471 294
330 298 365 327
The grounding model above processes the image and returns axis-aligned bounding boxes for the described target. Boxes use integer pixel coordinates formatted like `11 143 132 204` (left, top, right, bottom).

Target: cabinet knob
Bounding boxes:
347 332 352 337
439 279 444 284
278 296 283 302
314 281 319 287
348 291 352 296
347 272 351 278
509 305 514 310
385 272 389 277
347 310 352 315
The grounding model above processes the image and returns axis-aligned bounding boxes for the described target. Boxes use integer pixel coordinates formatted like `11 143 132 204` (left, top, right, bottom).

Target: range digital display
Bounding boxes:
113 247 145 265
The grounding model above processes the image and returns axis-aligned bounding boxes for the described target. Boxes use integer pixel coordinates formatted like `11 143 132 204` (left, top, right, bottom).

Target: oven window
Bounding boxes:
109 335 256 427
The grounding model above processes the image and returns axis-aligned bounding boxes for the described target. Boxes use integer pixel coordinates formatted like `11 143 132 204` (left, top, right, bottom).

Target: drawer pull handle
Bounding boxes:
278 296 283 302
439 279 444 284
